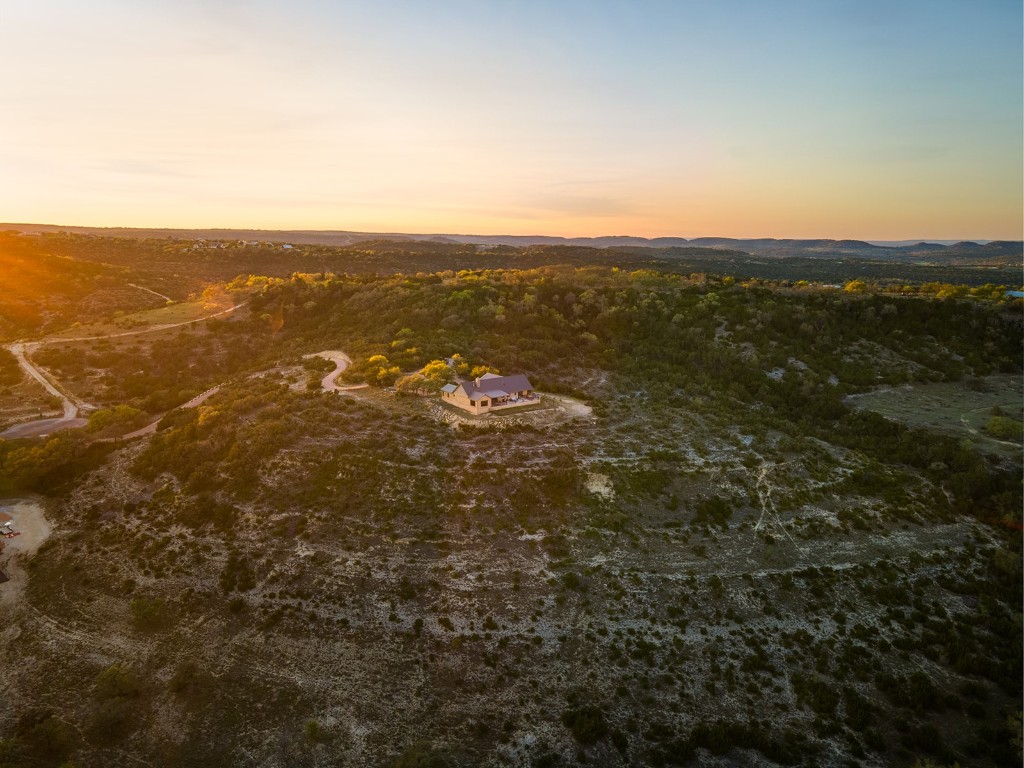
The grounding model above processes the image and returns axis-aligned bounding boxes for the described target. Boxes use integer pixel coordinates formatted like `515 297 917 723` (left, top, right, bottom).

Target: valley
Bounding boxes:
0 233 1020 768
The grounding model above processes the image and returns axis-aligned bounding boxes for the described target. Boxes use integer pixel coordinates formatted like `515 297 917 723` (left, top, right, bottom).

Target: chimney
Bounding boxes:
475 377 481 386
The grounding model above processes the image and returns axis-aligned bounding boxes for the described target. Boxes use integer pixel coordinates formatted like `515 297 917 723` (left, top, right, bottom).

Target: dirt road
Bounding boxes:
7 342 78 418
116 384 226 440
39 299 249 344
1 300 248 440
0 342 88 439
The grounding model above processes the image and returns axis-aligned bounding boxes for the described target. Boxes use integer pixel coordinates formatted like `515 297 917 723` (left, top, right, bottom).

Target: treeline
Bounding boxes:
13 231 1022 315
0 433 114 494
132 378 336 495
248 266 1020 389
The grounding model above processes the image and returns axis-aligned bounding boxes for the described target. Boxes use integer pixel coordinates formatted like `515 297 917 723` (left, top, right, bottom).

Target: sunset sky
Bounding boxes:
2 0 1021 239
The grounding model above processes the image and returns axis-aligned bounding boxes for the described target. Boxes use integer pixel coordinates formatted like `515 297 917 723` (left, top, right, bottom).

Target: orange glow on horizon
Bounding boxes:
2 1 1021 243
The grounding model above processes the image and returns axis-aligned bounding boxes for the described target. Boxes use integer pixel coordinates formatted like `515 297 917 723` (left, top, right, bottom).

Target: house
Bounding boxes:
440 372 537 415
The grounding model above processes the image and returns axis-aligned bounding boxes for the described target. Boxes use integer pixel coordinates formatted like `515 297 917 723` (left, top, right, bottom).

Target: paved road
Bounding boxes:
0 416 89 441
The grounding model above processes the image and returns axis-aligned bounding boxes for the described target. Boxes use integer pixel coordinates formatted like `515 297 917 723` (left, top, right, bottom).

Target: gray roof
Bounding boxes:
440 384 457 393
456 373 533 398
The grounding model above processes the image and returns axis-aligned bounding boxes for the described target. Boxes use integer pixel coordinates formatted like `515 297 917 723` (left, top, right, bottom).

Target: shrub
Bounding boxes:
984 416 1022 441
561 705 609 745
130 596 172 631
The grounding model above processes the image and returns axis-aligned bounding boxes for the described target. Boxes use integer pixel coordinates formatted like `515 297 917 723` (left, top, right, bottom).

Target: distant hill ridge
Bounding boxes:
1 223 1020 265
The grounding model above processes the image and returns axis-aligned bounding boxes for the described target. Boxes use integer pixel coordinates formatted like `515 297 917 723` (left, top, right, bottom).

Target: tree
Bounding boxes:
395 373 430 395
450 353 470 376
469 365 498 379
86 404 147 433
420 359 454 385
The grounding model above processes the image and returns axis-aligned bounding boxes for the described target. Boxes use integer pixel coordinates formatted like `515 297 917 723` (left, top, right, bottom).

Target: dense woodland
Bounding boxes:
1 231 1020 341
0 244 1022 768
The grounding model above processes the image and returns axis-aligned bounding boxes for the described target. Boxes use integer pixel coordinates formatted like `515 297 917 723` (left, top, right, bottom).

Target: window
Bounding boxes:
480 400 489 407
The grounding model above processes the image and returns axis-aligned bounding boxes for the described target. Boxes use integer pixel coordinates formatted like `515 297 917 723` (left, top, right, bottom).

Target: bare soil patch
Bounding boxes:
0 498 51 608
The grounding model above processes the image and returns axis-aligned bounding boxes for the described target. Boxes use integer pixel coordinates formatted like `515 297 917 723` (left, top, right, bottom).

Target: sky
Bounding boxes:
1 0 1021 239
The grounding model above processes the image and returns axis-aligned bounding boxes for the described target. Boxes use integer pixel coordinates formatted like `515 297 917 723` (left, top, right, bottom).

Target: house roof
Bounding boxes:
440 384 457 393
480 389 509 398
456 373 533 399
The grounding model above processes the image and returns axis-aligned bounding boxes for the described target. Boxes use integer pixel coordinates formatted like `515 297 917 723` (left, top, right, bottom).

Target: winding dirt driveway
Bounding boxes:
305 350 368 392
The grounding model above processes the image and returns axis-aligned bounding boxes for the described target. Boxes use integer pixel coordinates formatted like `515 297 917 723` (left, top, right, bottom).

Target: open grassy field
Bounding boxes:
846 375 1023 458
44 289 238 341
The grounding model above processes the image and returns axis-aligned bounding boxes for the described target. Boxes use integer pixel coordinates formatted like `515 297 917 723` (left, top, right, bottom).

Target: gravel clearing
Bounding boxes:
0 498 51 608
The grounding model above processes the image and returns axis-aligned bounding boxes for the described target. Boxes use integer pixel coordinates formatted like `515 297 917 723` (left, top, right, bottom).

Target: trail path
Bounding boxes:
7 342 72 414
100 349 362 442
959 406 1022 449
128 283 173 303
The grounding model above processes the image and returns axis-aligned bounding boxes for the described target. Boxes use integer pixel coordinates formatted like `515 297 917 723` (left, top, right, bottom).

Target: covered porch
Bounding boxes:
486 393 540 410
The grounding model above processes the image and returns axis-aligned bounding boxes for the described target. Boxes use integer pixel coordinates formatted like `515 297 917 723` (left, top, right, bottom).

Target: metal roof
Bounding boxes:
456 373 533 398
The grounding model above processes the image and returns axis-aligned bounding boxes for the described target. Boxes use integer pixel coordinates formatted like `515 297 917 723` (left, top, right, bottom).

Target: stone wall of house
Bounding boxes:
442 391 491 415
